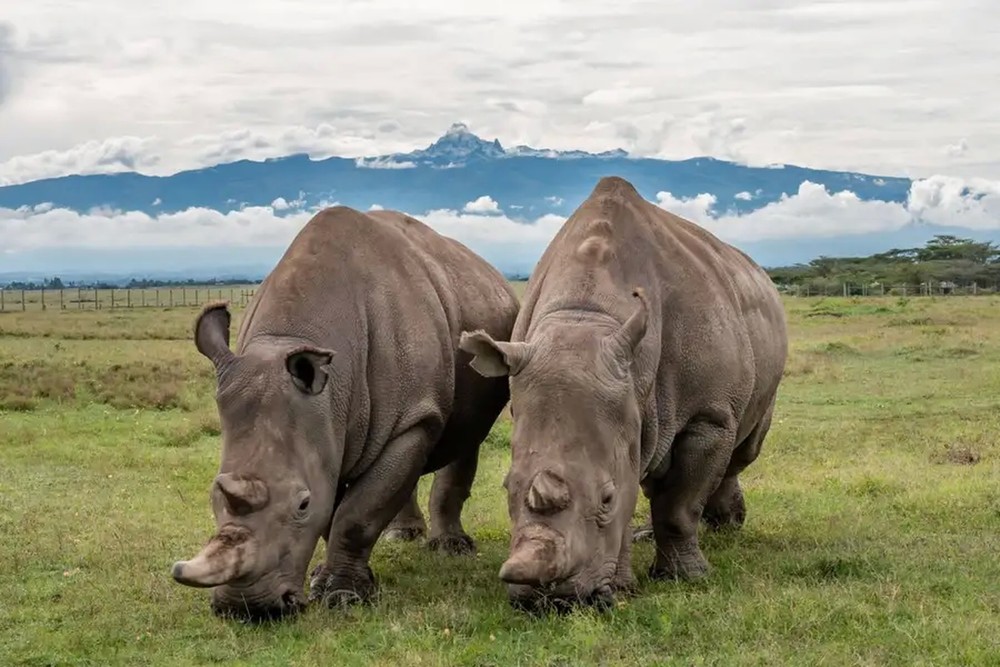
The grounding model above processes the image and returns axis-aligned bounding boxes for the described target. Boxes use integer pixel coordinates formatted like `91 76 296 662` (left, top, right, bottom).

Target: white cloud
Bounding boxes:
582 86 656 106
151 197 162 206
656 181 928 245
545 196 564 205
654 191 719 223
463 195 501 214
368 203 384 211
945 138 969 158
3 175 1000 277
355 156 417 170
734 191 753 201
0 1 997 181
270 197 289 210
0 136 160 185
907 175 1000 230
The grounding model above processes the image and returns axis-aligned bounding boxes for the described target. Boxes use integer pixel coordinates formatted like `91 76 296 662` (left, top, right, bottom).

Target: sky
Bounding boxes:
1 0 999 277
1 0 998 182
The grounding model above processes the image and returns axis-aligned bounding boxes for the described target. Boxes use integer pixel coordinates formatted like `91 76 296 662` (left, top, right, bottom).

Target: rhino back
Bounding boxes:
516 177 787 474
236 205 516 475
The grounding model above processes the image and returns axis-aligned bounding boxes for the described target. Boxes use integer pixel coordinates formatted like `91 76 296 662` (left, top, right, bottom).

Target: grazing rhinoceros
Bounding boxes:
459 176 787 610
170 206 518 621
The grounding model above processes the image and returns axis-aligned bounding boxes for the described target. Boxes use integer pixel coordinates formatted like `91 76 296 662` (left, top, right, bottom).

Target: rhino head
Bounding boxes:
460 289 649 610
170 303 340 622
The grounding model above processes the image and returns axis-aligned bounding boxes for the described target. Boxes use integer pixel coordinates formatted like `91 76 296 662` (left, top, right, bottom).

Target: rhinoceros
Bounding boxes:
459 176 788 609
170 206 519 621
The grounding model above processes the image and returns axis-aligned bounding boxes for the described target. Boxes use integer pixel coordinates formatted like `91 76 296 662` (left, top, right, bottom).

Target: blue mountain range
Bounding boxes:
0 122 912 219
1 122 992 283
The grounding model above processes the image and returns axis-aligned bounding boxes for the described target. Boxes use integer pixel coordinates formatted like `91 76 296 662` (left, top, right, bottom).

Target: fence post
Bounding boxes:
78 287 82 309
0 288 4 312
21 289 26 311
60 289 64 309
182 287 187 306
142 289 146 307
41 287 46 311
111 289 116 309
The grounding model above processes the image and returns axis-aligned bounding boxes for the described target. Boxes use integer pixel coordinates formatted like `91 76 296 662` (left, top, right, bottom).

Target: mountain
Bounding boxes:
5 122 988 284
0 122 912 219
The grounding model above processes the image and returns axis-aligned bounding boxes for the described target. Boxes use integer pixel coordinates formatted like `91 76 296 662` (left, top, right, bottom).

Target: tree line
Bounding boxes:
765 235 1000 289
4 236 998 292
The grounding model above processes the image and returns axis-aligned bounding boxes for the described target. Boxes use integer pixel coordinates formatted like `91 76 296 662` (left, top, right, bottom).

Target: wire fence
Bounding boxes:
0 286 259 313
2 280 997 313
776 282 1000 297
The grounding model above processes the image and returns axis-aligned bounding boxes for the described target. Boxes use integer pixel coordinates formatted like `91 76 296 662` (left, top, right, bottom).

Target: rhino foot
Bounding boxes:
308 563 378 608
702 481 746 531
382 526 426 542
648 541 711 582
427 532 476 556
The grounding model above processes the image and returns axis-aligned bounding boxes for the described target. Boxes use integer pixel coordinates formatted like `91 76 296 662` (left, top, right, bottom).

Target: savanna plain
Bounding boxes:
1 284 999 666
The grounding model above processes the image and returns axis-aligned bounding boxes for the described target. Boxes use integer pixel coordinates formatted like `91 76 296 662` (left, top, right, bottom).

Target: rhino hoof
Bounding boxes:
427 533 476 556
308 564 377 608
648 557 710 582
382 526 426 542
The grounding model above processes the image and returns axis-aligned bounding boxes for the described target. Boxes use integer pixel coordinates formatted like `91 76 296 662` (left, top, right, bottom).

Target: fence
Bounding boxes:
0 286 258 313
776 282 1000 298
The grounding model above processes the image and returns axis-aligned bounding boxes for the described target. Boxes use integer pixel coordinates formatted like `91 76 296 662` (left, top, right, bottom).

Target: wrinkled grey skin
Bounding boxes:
170 206 518 622
460 176 788 610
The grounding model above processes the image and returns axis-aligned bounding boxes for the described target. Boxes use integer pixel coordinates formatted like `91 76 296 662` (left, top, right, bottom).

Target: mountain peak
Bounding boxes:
400 123 505 164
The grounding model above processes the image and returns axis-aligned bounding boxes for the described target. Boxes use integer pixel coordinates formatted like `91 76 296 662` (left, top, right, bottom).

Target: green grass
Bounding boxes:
1 294 999 665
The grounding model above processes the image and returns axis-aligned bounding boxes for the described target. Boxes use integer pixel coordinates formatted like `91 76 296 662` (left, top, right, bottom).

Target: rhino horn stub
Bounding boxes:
171 525 255 588
499 531 563 586
525 469 570 515
216 473 269 516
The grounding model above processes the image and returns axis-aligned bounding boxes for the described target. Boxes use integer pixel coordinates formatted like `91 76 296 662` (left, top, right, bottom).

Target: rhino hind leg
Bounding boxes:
646 419 738 582
703 396 775 531
701 476 746 531
382 489 427 542
426 445 480 556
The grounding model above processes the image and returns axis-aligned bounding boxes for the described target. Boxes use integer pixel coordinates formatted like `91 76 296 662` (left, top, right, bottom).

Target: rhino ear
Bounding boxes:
194 302 235 369
459 330 531 377
601 287 650 377
286 346 335 395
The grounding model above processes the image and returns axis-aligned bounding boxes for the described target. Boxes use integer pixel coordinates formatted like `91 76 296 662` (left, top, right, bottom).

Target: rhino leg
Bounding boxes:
703 398 774 531
613 526 638 595
426 445 480 556
647 419 737 582
309 425 433 608
382 489 427 542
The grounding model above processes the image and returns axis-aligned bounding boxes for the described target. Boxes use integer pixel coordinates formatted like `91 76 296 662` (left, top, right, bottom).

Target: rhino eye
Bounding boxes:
298 496 311 512
600 484 615 508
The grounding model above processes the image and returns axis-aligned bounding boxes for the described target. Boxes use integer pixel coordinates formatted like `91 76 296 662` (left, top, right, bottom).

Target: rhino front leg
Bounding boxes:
647 419 737 581
309 425 432 608
426 445 480 556
382 489 427 542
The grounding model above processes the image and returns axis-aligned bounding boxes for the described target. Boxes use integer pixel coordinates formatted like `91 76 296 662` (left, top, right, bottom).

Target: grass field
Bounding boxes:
2 290 999 666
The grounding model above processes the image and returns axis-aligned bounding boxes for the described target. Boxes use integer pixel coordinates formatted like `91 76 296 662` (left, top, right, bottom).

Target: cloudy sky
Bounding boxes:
1 0 998 183
1 0 999 277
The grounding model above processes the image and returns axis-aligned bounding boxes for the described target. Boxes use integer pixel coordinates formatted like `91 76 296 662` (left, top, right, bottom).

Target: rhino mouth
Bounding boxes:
505 580 616 614
210 585 307 624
